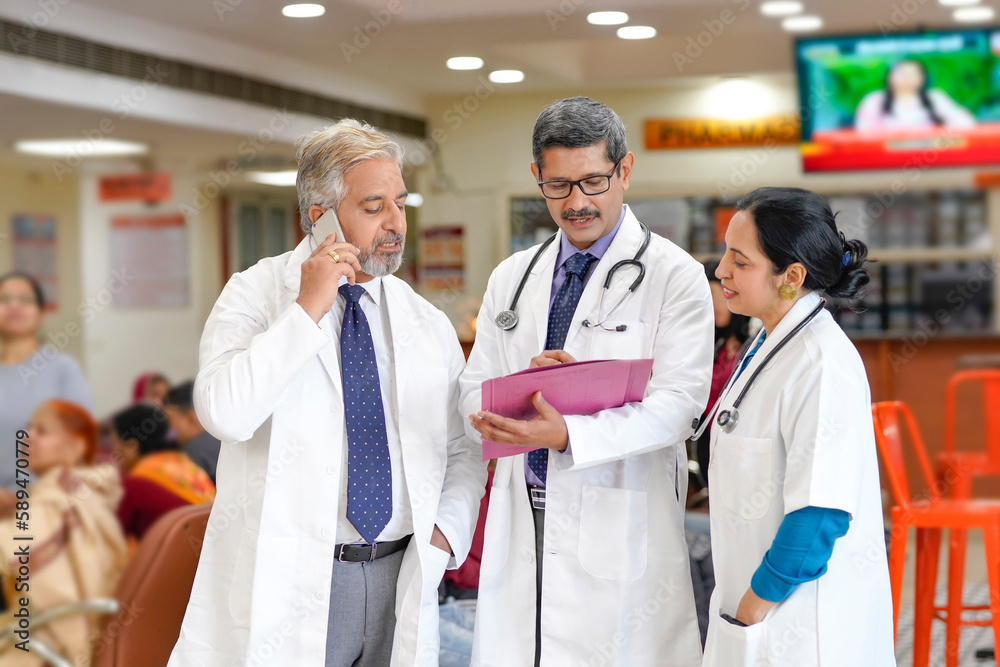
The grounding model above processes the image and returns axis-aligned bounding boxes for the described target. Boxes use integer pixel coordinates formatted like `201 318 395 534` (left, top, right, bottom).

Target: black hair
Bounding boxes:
532 96 627 173
735 187 870 300
165 380 195 411
883 60 943 126
0 271 45 309
720 314 752 347
112 404 177 456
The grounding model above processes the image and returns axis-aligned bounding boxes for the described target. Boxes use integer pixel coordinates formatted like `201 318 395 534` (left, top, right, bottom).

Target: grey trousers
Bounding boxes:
532 505 545 667
325 548 405 667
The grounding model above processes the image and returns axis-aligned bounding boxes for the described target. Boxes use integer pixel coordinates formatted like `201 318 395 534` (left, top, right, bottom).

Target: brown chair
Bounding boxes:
93 503 212 667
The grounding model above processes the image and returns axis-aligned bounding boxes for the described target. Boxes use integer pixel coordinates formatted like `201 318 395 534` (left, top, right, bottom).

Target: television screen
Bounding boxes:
795 29 1000 172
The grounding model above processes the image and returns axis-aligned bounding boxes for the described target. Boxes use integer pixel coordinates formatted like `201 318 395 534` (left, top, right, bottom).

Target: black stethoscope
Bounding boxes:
494 222 651 332
691 299 827 438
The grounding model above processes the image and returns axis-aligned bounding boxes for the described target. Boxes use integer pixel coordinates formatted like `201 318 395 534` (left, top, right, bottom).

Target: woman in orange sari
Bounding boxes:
111 404 215 542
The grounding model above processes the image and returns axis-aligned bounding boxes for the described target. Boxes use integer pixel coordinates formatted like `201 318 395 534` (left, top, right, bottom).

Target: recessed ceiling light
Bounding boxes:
282 4 325 18
587 11 629 25
760 1 804 16
15 139 148 157
406 193 424 207
488 69 524 84
446 56 484 71
939 0 980 5
781 15 823 31
617 25 657 40
246 170 297 187
954 5 995 20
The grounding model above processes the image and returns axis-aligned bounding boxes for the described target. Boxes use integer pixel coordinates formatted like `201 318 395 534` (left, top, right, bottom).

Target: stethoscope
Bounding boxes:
494 222 651 332
691 299 827 438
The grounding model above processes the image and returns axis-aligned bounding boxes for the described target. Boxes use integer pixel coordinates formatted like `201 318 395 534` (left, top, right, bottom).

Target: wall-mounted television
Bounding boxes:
795 28 1000 172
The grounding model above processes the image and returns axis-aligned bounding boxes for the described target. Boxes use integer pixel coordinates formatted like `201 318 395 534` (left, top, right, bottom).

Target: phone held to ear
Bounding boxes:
312 208 345 245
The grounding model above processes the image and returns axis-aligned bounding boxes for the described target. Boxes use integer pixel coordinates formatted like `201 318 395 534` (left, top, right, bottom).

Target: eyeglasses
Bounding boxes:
536 158 623 200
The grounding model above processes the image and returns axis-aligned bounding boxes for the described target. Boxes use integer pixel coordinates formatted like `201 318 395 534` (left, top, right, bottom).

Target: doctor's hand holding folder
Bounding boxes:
473 354 655 460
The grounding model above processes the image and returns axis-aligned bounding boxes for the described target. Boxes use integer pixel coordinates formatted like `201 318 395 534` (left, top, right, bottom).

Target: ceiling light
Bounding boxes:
587 11 629 25
760 1 804 16
781 15 823 31
939 0 980 5
282 4 325 18
446 57 484 71
246 170 297 187
617 25 657 39
488 69 524 84
15 139 148 157
406 193 424 207
954 5 995 20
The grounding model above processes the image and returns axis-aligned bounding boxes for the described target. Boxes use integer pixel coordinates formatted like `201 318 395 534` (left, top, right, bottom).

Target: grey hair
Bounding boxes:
294 118 404 233
531 96 628 173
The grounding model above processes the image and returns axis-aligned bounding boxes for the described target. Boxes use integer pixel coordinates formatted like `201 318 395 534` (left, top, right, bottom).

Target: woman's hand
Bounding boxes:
735 587 775 626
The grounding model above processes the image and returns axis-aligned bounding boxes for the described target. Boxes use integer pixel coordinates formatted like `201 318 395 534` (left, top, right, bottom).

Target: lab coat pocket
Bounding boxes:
714 434 773 522
228 528 258 626
710 613 766 667
578 486 647 581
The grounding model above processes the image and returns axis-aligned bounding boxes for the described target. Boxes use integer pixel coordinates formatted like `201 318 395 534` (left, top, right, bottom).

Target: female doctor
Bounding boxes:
701 187 895 666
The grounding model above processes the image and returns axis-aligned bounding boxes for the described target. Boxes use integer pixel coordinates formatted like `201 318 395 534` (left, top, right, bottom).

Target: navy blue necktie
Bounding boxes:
528 252 597 484
339 284 392 544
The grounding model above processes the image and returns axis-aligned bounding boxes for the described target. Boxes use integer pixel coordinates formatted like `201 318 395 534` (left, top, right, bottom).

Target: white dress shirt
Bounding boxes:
322 276 412 544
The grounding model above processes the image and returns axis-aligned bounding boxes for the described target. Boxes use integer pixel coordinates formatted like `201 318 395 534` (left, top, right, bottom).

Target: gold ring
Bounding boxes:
328 250 340 263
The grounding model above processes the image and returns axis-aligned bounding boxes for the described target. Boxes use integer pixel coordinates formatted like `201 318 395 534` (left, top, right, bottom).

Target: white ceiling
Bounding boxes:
52 0 989 94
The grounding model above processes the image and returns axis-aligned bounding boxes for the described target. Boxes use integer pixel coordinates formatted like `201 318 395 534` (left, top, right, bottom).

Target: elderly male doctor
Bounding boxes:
168 119 485 667
461 97 714 666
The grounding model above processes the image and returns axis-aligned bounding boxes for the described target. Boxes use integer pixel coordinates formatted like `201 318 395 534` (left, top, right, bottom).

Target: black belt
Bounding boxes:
334 535 411 563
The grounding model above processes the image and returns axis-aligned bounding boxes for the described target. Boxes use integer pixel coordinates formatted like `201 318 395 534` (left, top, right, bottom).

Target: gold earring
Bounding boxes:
778 285 796 300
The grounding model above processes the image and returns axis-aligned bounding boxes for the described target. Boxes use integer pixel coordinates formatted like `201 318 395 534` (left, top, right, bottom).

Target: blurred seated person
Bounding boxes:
131 372 170 406
0 400 128 667
164 381 221 485
855 59 975 132
694 263 751 488
112 404 215 543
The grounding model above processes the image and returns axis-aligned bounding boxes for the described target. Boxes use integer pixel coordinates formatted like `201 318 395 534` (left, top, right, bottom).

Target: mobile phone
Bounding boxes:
312 208 346 245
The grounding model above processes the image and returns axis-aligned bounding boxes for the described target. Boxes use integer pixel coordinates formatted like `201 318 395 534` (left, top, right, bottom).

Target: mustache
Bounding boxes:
368 233 405 251
562 208 600 220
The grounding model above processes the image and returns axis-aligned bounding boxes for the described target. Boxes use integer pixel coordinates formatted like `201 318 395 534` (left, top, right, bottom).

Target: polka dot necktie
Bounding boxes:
339 284 392 544
527 252 597 484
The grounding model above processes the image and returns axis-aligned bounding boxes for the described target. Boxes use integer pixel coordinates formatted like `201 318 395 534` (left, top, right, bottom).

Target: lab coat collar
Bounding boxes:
283 235 315 293
743 291 824 369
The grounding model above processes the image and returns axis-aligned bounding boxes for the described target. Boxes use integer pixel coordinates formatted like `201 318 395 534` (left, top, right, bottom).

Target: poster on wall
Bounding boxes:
419 225 464 291
12 214 58 310
110 213 189 308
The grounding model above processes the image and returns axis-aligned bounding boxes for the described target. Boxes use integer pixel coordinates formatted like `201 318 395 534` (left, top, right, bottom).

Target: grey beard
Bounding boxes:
358 234 405 277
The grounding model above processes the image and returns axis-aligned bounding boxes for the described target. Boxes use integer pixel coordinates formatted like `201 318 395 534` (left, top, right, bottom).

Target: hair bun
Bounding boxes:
827 234 870 300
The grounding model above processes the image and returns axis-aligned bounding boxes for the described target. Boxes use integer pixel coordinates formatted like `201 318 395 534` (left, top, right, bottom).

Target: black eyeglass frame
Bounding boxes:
536 157 624 200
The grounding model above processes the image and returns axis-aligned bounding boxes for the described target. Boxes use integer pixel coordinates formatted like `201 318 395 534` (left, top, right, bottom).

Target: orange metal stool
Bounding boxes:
873 401 1000 667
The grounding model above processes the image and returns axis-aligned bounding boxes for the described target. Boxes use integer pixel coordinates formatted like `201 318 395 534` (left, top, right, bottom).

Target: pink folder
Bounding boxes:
480 358 655 460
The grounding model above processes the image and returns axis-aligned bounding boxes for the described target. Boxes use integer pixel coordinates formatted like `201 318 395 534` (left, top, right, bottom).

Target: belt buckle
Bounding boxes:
368 542 378 562
337 545 350 563
530 487 546 510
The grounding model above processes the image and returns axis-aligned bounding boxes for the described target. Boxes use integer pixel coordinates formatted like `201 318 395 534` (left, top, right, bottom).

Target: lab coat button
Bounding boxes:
330 404 338 413
525 551 534 565
321 528 333 539
325 465 336 476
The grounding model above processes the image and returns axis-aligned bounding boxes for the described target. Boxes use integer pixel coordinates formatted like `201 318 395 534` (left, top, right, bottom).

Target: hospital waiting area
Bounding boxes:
4 0 1000 665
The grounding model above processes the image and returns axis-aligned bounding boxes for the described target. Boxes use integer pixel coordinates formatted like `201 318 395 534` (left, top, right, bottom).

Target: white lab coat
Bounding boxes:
167 237 486 667
702 292 895 667
461 207 714 666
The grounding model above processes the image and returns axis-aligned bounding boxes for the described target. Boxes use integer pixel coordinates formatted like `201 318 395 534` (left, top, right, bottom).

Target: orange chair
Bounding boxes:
873 401 1000 667
93 502 212 667
937 370 1000 658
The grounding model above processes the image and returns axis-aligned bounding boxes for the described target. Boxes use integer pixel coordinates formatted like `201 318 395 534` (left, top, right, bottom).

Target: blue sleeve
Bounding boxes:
749 505 850 603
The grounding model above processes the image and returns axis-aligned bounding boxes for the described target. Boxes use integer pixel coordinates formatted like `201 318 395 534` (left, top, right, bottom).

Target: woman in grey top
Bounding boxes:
0 272 93 491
